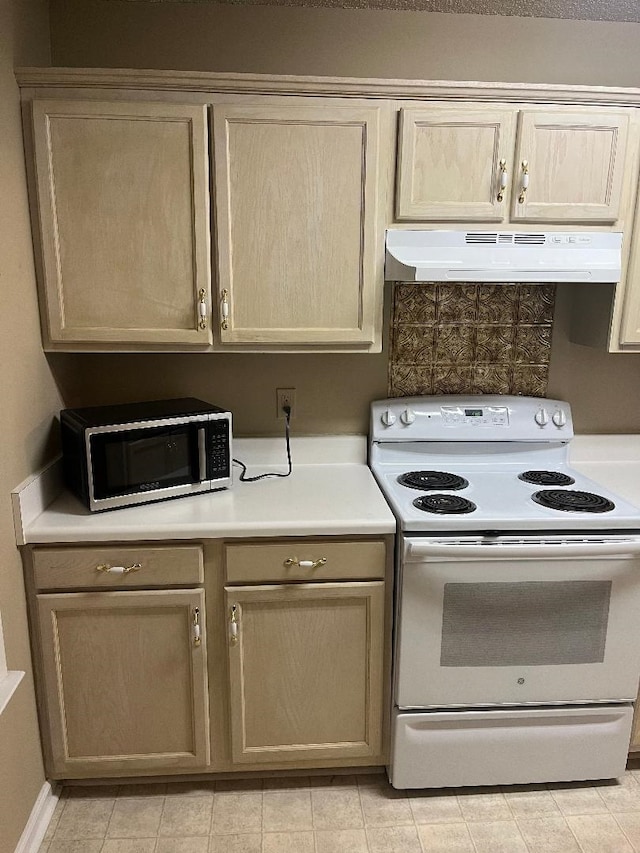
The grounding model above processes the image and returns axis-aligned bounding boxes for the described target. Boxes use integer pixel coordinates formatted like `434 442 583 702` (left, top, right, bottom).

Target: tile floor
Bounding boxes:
39 766 640 853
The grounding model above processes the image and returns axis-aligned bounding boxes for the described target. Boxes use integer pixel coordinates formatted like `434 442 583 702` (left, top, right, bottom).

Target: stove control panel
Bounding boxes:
371 395 574 442
442 406 509 426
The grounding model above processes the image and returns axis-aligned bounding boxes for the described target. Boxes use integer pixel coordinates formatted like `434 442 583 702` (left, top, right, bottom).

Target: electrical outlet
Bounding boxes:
276 388 296 419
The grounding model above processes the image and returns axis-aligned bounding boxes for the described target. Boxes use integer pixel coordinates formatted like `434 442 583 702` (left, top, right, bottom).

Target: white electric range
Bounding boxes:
369 395 640 789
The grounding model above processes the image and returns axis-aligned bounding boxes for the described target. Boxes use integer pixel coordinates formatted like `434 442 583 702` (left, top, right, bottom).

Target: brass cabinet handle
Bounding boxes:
496 158 508 202
220 289 230 331
518 160 530 204
198 288 208 331
229 604 239 646
192 607 202 647
96 563 141 575
283 557 327 570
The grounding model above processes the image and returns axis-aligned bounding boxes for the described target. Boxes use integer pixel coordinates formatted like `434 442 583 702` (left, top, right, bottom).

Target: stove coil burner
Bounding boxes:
413 494 477 515
532 490 615 513
399 471 469 491
519 470 575 487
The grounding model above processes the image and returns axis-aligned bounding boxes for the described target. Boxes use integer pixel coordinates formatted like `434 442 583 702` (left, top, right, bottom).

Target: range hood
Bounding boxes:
385 230 622 283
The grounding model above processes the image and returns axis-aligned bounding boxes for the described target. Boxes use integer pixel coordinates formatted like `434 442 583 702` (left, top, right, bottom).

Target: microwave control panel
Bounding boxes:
207 417 231 479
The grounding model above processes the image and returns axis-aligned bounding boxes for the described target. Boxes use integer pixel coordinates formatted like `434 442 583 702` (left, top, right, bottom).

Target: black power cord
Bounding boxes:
232 405 293 482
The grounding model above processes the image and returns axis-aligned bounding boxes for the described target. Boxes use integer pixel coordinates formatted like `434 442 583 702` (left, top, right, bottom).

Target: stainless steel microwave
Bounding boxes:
61 398 232 511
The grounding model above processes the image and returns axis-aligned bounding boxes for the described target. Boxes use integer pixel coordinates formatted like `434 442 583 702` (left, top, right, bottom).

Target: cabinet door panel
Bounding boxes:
32 100 212 346
213 103 383 346
37 589 209 776
512 109 629 223
618 209 640 346
396 107 517 221
225 582 385 764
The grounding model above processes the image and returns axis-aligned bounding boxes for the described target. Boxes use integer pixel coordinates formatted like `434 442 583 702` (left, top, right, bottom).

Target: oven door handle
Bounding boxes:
405 539 640 561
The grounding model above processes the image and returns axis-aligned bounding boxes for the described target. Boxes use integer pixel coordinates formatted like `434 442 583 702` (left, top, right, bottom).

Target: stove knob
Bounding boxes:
380 409 396 427
534 407 549 427
400 408 416 426
552 409 567 428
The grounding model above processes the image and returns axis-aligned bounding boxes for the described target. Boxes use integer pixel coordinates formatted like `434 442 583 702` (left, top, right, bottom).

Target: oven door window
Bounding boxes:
90 426 199 499
441 581 611 667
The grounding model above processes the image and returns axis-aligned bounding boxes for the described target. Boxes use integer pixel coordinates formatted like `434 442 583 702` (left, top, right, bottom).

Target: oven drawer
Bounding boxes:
390 705 634 789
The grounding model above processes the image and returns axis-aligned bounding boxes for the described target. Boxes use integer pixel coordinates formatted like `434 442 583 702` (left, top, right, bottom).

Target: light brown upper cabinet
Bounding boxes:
397 105 629 226
31 100 212 349
396 107 518 221
211 102 386 350
615 187 640 347
511 110 629 223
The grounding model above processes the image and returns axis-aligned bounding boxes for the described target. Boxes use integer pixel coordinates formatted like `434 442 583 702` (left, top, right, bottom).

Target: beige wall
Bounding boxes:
46 1 640 435
50 1 640 87
0 1 63 850
48 347 390 437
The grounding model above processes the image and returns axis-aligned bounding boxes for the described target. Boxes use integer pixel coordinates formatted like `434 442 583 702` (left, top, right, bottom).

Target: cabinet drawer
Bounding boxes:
225 540 386 583
32 544 204 590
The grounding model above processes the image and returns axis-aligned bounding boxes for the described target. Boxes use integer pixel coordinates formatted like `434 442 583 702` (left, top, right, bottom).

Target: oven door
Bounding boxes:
396 535 640 709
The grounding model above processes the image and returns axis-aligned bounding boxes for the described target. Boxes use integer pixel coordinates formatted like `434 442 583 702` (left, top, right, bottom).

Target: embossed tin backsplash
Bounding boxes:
389 283 556 397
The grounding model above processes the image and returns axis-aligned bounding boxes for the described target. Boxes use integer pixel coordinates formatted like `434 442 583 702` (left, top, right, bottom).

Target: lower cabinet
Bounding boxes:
37 589 210 777
26 536 389 779
224 581 385 764
30 542 211 779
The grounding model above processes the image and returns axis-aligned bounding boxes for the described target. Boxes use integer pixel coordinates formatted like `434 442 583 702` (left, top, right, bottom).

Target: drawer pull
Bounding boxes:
229 604 239 646
221 289 230 331
283 557 327 570
95 563 142 575
192 607 202 647
518 160 530 204
198 288 208 330
496 158 508 202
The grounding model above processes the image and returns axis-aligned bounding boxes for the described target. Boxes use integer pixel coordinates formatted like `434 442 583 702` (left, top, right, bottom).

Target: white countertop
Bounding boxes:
13 434 640 546
13 437 396 545
569 435 640 507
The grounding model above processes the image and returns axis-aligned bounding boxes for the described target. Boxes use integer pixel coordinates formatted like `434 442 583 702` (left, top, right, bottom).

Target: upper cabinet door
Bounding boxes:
32 100 212 348
511 109 629 223
212 102 385 349
396 107 517 222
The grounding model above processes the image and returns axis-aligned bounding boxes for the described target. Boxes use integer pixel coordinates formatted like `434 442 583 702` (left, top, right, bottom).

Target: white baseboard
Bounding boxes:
15 781 60 853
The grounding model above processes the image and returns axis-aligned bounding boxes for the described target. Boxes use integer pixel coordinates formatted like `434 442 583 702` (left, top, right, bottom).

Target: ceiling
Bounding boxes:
108 0 640 23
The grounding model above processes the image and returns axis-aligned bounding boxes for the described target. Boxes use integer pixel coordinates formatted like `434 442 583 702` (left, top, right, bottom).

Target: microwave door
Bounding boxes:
124 432 193 487
91 425 200 500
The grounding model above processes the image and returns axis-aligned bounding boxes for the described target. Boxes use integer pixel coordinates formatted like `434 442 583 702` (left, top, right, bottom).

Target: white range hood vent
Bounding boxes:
385 230 623 283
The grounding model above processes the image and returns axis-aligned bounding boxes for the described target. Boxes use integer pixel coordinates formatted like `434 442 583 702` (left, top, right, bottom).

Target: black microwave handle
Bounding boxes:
197 427 207 482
